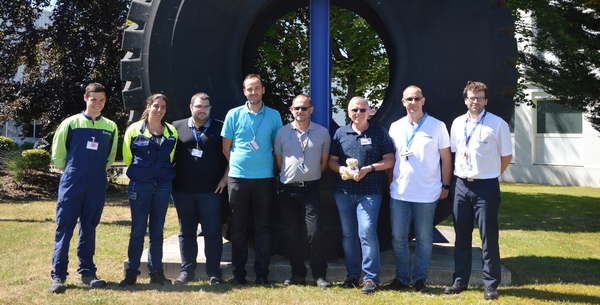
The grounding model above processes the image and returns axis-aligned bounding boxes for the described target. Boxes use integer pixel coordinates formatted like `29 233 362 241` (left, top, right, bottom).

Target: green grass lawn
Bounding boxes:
0 183 598 304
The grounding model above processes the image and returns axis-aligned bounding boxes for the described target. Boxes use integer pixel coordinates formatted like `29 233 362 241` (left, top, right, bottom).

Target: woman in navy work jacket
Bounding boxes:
119 93 178 286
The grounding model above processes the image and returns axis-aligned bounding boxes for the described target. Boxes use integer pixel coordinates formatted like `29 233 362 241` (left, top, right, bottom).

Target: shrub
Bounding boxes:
0 136 19 154
20 141 35 151
22 149 51 172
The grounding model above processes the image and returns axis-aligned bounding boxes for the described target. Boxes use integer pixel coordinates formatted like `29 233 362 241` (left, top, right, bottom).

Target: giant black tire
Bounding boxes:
121 0 517 257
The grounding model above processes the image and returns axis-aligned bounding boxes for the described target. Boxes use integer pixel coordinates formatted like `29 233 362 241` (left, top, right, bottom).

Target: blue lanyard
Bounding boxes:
405 113 428 148
191 117 211 146
248 111 265 140
464 110 486 147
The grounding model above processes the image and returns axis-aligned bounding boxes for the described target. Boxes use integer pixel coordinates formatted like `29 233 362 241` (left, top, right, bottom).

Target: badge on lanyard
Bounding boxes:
458 147 472 170
192 149 203 158
400 147 414 161
86 136 98 151
360 138 372 145
249 138 259 151
297 162 309 174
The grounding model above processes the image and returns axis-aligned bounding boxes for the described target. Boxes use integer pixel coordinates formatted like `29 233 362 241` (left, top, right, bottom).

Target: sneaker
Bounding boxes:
255 276 269 285
386 278 409 291
120 272 137 287
209 276 221 285
150 271 172 285
315 277 331 289
231 276 246 285
444 281 468 294
81 275 107 288
174 273 192 285
283 275 305 286
413 279 429 293
48 277 66 293
342 276 359 289
361 280 377 294
484 286 499 300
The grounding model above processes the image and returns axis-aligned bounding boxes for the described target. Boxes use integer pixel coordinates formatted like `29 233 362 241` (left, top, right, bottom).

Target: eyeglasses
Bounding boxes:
293 106 310 111
403 97 423 102
350 108 368 113
193 105 211 110
467 97 486 102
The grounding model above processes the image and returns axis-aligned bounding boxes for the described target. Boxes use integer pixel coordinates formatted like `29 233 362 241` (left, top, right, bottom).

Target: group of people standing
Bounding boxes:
47 76 511 301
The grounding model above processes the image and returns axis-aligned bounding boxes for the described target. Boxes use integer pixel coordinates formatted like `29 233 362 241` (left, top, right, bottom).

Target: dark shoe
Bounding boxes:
361 280 378 294
386 278 409 291
255 276 269 285
120 272 137 287
283 275 305 286
150 271 172 285
48 277 66 293
315 277 331 289
174 273 192 285
231 276 246 285
81 275 107 288
209 276 221 285
484 286 499 300
444 281 468 294
342 276 359 289
413 279 429 293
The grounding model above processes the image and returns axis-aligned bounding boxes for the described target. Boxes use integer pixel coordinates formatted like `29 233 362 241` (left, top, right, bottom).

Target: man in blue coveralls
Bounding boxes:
48 83 118 293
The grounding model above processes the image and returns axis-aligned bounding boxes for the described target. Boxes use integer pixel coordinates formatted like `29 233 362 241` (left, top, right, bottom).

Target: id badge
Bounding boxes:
458 148 472 170
128 191 137 201
248 139 260 151
192 149 203 158
297 162 309 174
360 138 372 145
400 147 414 161
86 141 98 150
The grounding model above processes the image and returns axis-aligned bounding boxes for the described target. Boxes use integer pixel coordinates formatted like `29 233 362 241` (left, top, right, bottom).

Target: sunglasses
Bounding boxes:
350 108 368 113
404 97 422 102
293 106 310 111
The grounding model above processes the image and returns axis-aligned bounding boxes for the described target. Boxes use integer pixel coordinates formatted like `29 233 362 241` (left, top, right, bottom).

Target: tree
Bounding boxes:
0 0 129 140
254 6 389 123
508 0 600 132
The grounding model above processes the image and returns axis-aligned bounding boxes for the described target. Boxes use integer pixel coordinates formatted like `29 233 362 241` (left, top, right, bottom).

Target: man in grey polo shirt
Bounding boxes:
274 94 331 289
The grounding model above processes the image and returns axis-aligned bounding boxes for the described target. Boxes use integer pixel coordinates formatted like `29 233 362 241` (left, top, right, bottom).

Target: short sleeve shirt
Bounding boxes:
274 121 331 184
221 101 283 179
330 122 395 196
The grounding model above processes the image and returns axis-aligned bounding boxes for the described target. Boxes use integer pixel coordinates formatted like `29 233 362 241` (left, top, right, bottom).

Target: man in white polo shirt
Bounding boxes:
443 81 512 300
387 85 451 293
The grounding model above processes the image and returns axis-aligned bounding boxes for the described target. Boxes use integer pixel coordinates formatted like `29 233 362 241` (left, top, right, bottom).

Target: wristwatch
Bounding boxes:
370 164 376 172
442 184 450 189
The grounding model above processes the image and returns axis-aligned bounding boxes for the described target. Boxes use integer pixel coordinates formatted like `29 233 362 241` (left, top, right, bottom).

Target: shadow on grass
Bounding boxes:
503 256 600 286
502 286 600 304
499 192 600 233
0 217 54 223
67 281 287 294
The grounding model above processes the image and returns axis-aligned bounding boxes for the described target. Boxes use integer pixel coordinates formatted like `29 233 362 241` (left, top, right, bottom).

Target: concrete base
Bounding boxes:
125 227 511 286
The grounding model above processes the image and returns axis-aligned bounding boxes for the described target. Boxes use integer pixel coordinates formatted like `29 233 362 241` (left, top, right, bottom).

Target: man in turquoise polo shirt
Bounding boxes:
221 74 283 285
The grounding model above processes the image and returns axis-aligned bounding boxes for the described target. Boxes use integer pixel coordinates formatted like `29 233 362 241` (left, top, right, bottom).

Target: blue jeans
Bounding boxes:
172 191 223 279
390 198 437 285
126 181 172 275
334 193 382 284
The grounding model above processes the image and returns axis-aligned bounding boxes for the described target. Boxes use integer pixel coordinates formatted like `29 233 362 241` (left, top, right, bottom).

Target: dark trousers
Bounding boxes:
452 177 501 288
278 182 328 280
172 191 223 279
228 177 274 278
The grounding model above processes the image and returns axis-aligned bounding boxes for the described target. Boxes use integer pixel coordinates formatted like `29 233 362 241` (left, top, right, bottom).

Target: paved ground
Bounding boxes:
128 227 511 286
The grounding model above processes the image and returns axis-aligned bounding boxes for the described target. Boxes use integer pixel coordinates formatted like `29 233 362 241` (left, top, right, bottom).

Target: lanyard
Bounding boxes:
248 111 265 140
295 128 311 163
464 110 486 147
191 117 211 148
405 113 428 148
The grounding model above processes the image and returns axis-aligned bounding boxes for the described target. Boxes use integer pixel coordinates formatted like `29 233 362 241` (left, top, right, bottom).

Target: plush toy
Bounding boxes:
342 158 360 181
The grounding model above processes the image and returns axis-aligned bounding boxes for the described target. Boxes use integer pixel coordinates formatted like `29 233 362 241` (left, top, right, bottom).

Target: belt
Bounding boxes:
283 180 319 187
459 177 493 182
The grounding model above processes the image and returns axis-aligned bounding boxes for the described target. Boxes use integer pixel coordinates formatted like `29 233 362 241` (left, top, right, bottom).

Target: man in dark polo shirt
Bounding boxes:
274 94 331 289
328 96 395 294
171 92 228 285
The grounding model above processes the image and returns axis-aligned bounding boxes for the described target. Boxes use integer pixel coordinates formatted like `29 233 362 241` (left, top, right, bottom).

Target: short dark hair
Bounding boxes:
85 83 105 97
463 81 488 99
243 74 263 88
191 92 211 105
293 94 312 107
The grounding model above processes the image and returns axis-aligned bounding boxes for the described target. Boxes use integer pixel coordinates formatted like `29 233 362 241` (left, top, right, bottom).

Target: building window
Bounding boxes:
536 100 582 134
